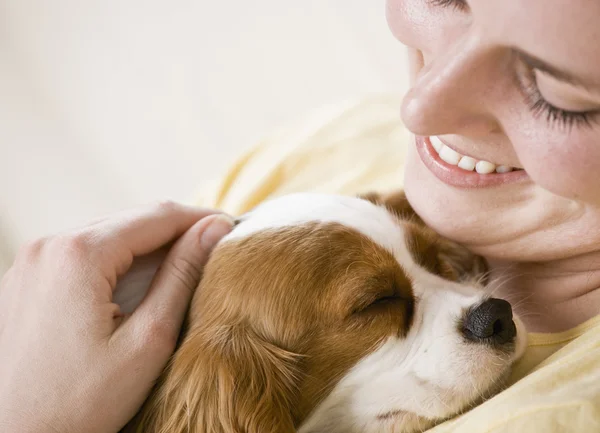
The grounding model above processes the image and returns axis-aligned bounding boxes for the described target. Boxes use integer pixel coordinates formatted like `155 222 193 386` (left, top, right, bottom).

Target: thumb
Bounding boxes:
123 213 234 354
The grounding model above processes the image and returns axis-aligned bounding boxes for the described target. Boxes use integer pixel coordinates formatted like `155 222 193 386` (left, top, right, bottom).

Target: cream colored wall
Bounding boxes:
0 0 409 272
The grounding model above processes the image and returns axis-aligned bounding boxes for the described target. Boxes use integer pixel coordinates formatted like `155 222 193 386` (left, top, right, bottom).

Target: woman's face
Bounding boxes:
387 0 600 262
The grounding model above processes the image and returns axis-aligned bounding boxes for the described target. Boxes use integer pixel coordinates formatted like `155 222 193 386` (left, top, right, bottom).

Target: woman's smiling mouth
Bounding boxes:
416 136 530 188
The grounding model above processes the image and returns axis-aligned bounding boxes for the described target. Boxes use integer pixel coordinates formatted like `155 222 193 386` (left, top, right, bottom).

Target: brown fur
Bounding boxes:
133 191 486 433
358 190 423 225
361 191 487 282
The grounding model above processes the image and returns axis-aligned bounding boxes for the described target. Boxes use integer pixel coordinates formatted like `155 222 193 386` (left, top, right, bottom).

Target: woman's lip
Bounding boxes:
415 136 530 188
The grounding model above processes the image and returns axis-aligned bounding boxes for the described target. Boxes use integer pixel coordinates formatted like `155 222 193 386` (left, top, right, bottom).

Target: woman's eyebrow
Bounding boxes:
515 49 596 92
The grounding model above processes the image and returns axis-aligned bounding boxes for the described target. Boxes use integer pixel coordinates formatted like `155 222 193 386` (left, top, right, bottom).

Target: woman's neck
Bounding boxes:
488 252 600 333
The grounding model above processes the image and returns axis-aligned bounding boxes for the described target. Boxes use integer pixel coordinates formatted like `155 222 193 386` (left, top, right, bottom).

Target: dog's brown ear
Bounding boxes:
358 190 423 224
436 239 488 282
135 326 301 433
360 190 487 282
405 224 488 283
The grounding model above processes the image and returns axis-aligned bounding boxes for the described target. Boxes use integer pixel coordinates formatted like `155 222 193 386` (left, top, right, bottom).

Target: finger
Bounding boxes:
96 201 221 254
117 213 234 355
87 202 221 279
68 201 213 233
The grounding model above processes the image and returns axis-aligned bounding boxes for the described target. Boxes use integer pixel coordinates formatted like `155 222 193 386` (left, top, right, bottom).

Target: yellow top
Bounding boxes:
195 95 600 433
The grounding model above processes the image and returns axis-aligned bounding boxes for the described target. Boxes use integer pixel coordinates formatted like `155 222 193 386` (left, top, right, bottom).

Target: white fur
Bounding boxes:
225 193 527 433
224 193 417 272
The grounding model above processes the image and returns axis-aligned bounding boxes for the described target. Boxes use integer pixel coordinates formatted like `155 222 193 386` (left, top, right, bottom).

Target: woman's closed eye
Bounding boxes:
428 0 468 12
516 60 600 131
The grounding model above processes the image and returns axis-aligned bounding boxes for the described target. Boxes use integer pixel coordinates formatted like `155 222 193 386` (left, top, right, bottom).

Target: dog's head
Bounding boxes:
136 192 526 433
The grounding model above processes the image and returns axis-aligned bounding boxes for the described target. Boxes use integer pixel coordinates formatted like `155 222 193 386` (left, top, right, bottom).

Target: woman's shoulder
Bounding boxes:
194 95 408 214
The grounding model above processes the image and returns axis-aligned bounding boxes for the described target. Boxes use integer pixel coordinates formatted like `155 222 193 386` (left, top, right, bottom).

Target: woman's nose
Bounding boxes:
401 33 506 138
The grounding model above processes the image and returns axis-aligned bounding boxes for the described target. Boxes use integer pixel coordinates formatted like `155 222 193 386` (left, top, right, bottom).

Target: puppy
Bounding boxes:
132 191 526 433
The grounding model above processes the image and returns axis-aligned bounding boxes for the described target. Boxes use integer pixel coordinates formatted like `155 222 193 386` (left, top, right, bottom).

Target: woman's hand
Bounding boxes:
0 202 234 433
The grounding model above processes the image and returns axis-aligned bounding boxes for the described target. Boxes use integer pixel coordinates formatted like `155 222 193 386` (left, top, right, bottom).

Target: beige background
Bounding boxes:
0 0 409 272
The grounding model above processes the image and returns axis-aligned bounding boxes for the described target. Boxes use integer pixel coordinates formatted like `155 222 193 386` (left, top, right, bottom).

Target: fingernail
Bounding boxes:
200 214 235 249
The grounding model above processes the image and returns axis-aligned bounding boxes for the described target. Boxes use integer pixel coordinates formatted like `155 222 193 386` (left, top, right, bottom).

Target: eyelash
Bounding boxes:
428 0 468 11
430 0 597 131
521 70 595 131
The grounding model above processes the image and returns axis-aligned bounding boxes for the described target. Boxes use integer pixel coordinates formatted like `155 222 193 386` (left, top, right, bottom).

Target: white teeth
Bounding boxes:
457 156 477 171
429 136 516 174
439 145 462 165
495 165 513 173
430 135 444 153
475 160 496 174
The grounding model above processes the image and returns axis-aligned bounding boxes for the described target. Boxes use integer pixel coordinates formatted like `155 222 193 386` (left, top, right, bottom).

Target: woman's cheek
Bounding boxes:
515 129 600 203
386 0 434 47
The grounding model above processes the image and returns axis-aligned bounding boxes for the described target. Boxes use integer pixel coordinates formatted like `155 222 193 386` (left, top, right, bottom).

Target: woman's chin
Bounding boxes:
403 142 477 240
403 140 535 257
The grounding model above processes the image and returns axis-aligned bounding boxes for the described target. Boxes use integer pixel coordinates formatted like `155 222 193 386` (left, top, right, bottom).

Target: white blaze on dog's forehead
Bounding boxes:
223 193 412 261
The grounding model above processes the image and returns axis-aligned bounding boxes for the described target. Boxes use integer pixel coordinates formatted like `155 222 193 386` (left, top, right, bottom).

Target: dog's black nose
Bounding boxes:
462 298 516 345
